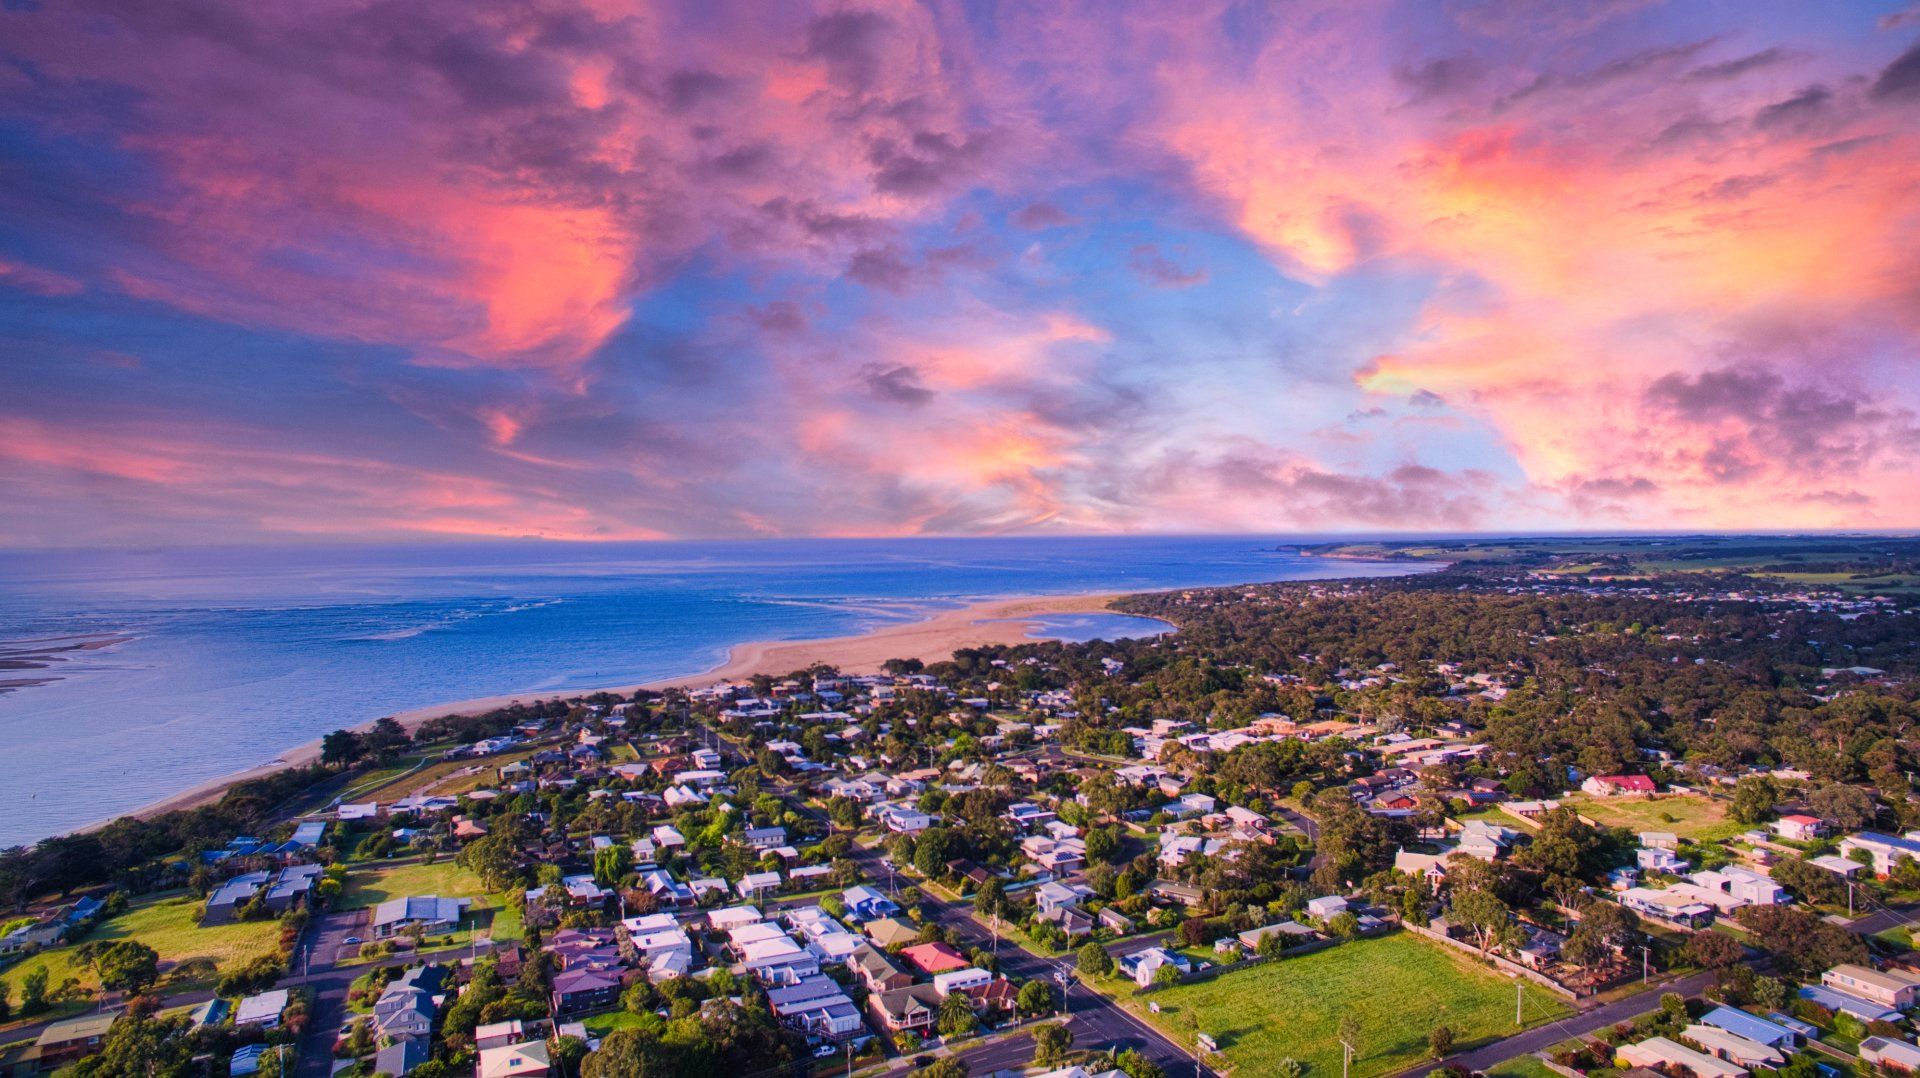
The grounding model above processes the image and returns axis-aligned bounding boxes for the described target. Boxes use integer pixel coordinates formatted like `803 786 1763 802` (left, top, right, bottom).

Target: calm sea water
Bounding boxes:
0 537 1431 845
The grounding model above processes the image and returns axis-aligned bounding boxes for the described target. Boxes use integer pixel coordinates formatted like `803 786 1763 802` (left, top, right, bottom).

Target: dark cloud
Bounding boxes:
701 143 776 180
1394 54 1486 104
1684 47 1795 82
1408 389 1446 408
1753 84 1833 130
1495 38 1714 112
803 10 892 93
748 301 809 335
1127 244 1207 288
861 364 933 406
1871 40 1920 101
662 69 732 112
1881 4 1920 31
867 130 995 196
1446 0 1657 41
844 243 983 293
1646 114 1732 151
1644 365 1920 477
1012 202 1075 230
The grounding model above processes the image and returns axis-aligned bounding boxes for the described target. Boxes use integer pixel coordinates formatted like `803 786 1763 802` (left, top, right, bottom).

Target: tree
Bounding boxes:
1033 1021 1073 1064
938 989 978 1038
553 1035 589 1075
1017 979 1056 1017
1729 776 1779 825
67 1013 193 1077
914 828 956 879
924 1059 970 1078
1153 963 1182 986
1086 826 1120 863
1275 1060 1306 1078
1684 930 1746 971
321 728 362 768
593 844 633 888
1115 1048 1165 1078
1327 911 1359 939
1429 1023 1455 1059
582 1029 675 1077
97 940 160 995
974 877 1008 922
0 978 9 1022
19 967 48 1015
1077 941 1114 977
1448 888 1513 954
1809 784 1876 832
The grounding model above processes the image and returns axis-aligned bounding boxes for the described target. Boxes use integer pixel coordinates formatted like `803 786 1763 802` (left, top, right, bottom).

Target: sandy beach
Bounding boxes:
118 592 1131 823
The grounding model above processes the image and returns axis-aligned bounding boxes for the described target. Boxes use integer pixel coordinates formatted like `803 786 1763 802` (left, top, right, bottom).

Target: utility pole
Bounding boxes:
1516 981 1524 1026
1339 1037 1355 1078
1848 880 1855 917
1641 944 1650 983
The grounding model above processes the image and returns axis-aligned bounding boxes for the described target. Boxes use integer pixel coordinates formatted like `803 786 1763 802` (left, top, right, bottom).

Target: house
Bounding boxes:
1036 904 1093 938
1582 775 1657 797
552 968 622 1016
230 1044 275 1076
841 885 900 923
374 1039 432 1077
1860 1036 1920 1074
373 966 448 1041
1304 895 1348 920
371 895 469 939
1616 1037 1747 1078
1774 815 1829 842
1799 983 1903 1024
1700 1006 1799 1049
32 1014 117 1068
737 871 782 899
1822 963 1920 1009
933 967 994 997
1099 907 1137 934
1237 921 1318 953
1618 886 1715 928
1120 947 1193 987
767 975 864 1039
475 1020 529 1051
901 941 970 975
863 917 920 950
479 1039 553 1078
1149 880 1207 908
1637 847 1687 874
203 870 270 925
1035 880 1092 913
1682 1024 1785 1068
188 998 231 1029
743 826 788 850
1840 832 1920 876
235 988 290 1029
868 984 944 1033
850 943 913 993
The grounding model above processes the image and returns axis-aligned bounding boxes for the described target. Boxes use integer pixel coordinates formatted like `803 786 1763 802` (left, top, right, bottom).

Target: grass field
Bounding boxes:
1128 933 1571 1078
1485 1055 1561 1078
1561 793 1745 843
339 859 490 909
0 892 283 999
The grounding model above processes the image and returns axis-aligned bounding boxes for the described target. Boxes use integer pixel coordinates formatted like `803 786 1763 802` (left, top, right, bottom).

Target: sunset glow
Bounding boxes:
5 1 1920 542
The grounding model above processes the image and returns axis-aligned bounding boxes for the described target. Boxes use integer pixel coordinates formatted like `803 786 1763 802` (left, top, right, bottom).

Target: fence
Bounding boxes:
1402 922 1584 1000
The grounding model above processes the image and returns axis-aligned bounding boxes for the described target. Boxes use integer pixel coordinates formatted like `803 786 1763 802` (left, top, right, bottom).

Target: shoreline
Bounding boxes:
112 591 1133 825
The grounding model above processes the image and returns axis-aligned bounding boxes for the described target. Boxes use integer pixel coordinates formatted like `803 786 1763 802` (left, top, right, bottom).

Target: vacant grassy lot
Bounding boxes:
1 892 282 999
1561 793 1745 843
1129 933 1571 1078
339 858 489 909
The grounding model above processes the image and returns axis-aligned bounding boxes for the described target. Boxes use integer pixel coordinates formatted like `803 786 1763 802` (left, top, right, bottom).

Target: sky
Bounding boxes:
3 0 1920 545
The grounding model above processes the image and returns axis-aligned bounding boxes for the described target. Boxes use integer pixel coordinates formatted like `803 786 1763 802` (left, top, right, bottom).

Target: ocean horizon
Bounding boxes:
0 536 1432 846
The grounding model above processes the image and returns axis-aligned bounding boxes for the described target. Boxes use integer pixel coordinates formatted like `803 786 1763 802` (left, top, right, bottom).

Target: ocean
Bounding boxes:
0 536 1431 845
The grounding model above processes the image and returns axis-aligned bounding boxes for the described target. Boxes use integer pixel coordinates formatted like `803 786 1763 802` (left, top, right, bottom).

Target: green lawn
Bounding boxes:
1 892 283 999
339 859 489 909
1126 933 1572 1078
1561 794 1746 843
1486 1055 1561 1078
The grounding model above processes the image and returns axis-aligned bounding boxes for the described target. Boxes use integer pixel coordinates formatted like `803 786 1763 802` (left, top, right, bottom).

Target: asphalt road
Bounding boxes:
288 907 380 1078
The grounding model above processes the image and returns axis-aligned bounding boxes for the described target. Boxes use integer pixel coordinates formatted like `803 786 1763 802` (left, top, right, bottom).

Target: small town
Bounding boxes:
3 540 1920 1078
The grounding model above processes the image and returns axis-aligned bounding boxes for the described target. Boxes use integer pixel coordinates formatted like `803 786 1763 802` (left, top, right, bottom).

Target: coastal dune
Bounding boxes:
121 592 1128 822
